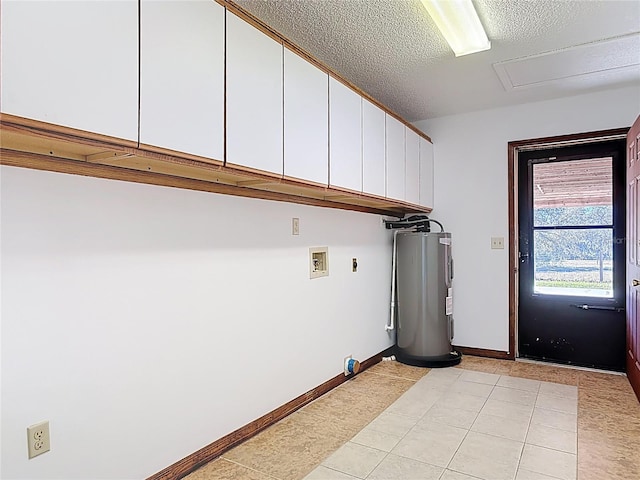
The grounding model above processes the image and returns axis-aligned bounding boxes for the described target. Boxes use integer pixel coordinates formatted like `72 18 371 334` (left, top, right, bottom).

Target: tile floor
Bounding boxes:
185 356 640 480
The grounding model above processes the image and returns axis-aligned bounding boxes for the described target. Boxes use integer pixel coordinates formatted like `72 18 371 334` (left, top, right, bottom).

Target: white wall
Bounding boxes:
0 166 394 479
414 85 640 352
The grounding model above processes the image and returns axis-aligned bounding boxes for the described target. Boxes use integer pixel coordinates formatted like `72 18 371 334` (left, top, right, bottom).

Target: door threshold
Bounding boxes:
515 357 626 376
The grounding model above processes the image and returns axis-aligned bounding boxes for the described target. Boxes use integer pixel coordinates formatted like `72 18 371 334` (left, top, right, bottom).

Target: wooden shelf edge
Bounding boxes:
0 116 432 217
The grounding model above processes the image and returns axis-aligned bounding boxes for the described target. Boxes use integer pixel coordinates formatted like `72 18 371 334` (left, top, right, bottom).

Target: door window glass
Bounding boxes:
532 157 614 297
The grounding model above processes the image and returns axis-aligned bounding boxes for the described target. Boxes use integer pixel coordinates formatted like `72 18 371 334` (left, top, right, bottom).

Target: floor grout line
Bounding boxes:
221 457 284 480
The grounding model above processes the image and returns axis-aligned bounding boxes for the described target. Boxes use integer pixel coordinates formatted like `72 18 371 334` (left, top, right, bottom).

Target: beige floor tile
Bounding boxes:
440 470 486 480
536 393 577 414
350 426 402 452
526 423 577 454
433 390 488 413
496 375 541 392
531 407 577 432
471 411 530 442
448 379 494 397
539 381 578 399
519 444 576 480
480 398 534 421
364 411 418 437
184 458 278 480
457 370 500 385
385 388 444 418
303 465 358 480
427 366 463 378
515 468 560 480
391 420 467 468
490 385 538 405
448 431 523 480
321 442 386 479
412 374 459 390
366 454 443 480
419 403 479 429
366 360 430 381
222 410 352 480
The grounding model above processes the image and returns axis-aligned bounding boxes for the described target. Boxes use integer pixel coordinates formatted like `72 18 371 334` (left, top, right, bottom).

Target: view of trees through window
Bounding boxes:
533 205 613 297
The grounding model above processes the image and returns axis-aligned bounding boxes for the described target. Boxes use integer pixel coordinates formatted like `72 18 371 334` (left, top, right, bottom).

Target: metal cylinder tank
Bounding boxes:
395 231 460 367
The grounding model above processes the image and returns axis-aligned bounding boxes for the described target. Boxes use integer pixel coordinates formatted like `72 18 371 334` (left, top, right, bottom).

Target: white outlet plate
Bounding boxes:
27 421 50 459
491 237 505 249
292 217 300 235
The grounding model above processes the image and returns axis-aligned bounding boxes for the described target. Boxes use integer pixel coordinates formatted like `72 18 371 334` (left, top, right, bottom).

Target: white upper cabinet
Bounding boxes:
0 0 138 141
226 11 283 175
420 137 435 208
284 49 329 185
405 128 420 205
385 115 405 201
329 78 362 192
362 99 386 197
140 0 224 160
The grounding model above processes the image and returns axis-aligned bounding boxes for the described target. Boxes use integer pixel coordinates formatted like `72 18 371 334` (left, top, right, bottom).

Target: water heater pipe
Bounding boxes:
386 229 401 331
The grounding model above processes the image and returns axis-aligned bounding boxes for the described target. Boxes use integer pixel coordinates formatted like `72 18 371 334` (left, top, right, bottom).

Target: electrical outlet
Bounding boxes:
352 258 358 272
491 237 505 249
344 355 352 375
292 217 300 235
27 421 50 459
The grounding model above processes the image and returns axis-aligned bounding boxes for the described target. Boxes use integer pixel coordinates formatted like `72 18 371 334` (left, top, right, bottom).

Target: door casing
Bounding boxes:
507 128 630 360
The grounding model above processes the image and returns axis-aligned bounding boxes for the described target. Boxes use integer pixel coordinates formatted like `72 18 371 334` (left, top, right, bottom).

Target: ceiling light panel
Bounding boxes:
420 0 491 57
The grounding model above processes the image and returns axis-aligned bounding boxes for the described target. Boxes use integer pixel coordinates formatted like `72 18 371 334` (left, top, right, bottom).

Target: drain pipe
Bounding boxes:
386 229 401 331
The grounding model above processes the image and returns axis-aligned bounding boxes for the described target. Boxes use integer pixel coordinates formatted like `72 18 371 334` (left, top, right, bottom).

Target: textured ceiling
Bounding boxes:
234 0 640 121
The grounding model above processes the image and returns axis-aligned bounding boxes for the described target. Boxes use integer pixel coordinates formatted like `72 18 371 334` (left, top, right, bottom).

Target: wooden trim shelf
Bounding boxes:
0 114 431 216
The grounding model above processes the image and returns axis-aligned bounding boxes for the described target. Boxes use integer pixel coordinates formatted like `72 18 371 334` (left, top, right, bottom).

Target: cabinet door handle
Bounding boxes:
633 279 640 287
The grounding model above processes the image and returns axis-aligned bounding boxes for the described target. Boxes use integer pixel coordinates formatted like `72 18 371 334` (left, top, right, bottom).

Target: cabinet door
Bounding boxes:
140 0 224 160
0 0 138 141
362 99 386 197
405 128 420 205
329 78 362 191
284 49 328 184
386 115 405 201
226 11 283 175
420 137 434 208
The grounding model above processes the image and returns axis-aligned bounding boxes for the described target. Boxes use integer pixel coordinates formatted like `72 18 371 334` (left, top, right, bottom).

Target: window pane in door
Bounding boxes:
533 157 612 227
533 228 613 298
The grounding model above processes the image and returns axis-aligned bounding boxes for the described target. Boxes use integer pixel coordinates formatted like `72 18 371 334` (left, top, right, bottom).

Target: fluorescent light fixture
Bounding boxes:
420 0 491 57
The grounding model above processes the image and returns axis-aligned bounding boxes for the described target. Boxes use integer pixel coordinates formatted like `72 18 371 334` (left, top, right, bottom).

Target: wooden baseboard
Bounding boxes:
147 347 394 480
454 346 514 360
